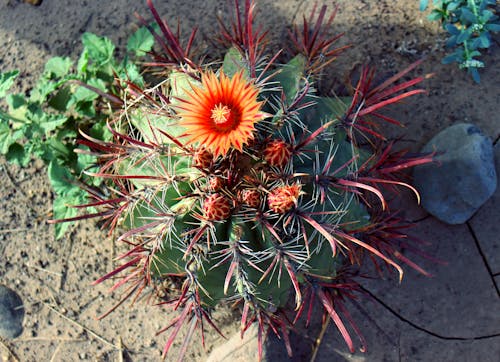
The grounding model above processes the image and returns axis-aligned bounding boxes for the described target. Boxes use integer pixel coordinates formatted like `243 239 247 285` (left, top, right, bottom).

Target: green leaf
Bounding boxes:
461 8 477 23
44 57 73 79
56 127 77 140
419 0 429 11
48 160 76 195
77 49 89 76
52 188 88 239
89 120 113 141
447 2 461 11
72 78 107 103
480 9 494 22
273 54 307 105
45 137 71 160
445 23 460 35
48 86 72 111
5 143 30 167
474 33 490 48
31 112 68 134
314 96 350 121
74 101 96 118
456 28 472 43
0 71 19 98
428 10 444 21
222 47 249 78
119 60 144 87
75 148 98 176
30 77 58 103
127 26 155 56
442 51 461 64
5 94 29 125
485 23 500 32
470 67 481 83
81 32 115 67
0 122 22 154
6 94 27 112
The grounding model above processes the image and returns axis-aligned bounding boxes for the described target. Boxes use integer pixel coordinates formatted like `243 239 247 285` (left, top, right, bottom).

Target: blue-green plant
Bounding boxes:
0 27 154 238
420 0 500 82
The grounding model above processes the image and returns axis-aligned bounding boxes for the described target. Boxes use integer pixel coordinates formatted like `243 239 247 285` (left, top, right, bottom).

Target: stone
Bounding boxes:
414 123 497 224
0 285 24 339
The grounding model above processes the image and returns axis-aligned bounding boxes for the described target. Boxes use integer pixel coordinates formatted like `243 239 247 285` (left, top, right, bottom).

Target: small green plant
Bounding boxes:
0 27 154 238
51 1 436 360
420 0 500 82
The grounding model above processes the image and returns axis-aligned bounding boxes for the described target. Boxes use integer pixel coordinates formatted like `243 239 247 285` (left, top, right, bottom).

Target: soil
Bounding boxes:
0 1 499 362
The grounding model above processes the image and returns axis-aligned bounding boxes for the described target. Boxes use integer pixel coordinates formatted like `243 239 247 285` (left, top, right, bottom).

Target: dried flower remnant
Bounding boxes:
268 184 301 214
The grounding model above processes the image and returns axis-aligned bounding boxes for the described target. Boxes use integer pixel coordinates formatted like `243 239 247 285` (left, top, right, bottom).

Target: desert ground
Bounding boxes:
0 0 499 361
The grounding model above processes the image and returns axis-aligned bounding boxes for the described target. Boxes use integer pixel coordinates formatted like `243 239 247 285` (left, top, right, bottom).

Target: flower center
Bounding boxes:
211 104 233 125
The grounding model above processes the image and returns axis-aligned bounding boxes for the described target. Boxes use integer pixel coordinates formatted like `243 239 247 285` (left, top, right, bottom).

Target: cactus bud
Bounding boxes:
239 188 261 208
209 177 225 191
193 149 214 169
203 193 232 221
267 184 301 214
263 139 292 168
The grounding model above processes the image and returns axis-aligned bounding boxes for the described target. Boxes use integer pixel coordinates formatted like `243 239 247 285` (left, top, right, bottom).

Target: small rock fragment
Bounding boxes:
414 123 497 224
0 285 24 339
23 0 43 5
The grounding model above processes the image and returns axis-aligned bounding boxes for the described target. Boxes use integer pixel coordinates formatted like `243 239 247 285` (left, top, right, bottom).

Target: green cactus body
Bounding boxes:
72 3 434 358
108 49 374 315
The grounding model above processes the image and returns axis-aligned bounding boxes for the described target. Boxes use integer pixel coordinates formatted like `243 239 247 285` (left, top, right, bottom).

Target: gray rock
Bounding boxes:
0 285 24 339
414 123 497 224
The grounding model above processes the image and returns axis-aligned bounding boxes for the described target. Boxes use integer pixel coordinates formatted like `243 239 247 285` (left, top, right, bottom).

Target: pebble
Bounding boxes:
414 123 497 224
0 285 24 339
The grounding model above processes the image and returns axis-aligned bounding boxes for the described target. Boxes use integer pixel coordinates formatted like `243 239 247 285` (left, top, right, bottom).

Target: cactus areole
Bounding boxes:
60 0 436 360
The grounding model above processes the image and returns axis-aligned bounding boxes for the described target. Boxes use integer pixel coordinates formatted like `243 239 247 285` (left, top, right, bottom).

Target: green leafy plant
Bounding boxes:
52 1 436 360
420 0 500 82
0 27 154 238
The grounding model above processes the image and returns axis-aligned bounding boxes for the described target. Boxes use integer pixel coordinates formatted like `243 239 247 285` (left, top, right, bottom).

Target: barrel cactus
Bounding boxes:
60 0 435 359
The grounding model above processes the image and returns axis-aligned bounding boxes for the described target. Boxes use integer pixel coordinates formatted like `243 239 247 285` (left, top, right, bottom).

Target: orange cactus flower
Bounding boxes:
175 70 267 157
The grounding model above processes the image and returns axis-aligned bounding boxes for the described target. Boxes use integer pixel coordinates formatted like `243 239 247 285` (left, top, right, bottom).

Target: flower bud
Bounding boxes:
203 193 232 221
263 139 292 168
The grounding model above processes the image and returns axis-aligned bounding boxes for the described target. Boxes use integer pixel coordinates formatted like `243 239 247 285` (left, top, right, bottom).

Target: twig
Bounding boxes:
310 318 330 362
40 301 120 350
17 337 85 342
49 342 63 362
25 263 63 277
0 337 20 362
118 337 124 362
0 228 30 234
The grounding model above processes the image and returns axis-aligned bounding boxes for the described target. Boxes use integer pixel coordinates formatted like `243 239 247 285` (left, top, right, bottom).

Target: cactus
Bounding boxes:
58 0 436 360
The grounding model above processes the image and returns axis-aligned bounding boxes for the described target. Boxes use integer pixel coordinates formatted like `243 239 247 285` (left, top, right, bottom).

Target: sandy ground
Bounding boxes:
0 0 499 361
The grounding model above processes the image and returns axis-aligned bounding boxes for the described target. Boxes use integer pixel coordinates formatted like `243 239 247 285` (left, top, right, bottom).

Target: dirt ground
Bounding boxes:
0 0 499 361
